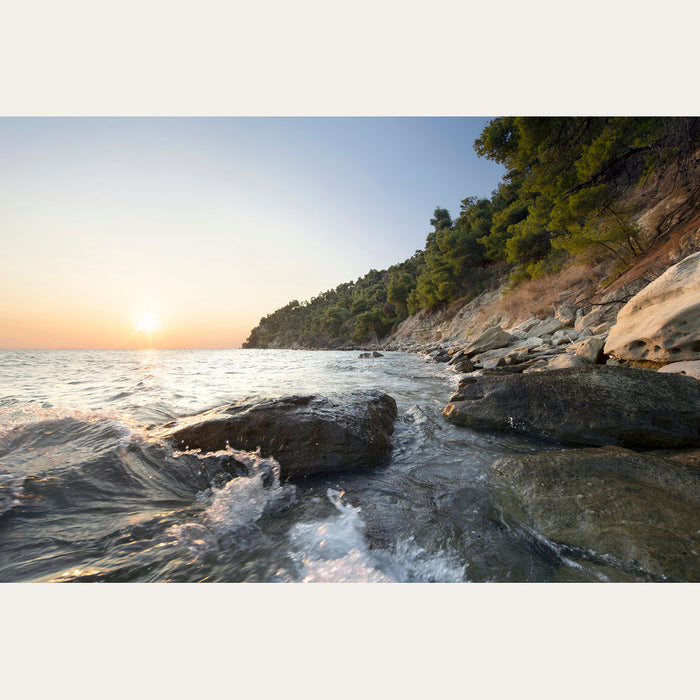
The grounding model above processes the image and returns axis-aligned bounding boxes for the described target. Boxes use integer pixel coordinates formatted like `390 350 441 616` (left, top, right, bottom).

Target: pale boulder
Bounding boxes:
465 326 515 356
572 336 606 363
474 346 514 364
658 361 700 381
554 305 576 326
575 306 614 333
508 317 540 335
605 252 700 363
511 336 545 351
542 354 590 370
551 329 579 346
528 317 565 337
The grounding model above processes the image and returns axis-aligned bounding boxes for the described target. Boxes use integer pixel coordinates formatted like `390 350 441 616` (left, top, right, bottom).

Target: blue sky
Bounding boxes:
0 117 505 347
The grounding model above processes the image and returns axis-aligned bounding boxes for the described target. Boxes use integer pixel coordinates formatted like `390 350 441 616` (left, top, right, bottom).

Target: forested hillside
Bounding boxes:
243 117 700 348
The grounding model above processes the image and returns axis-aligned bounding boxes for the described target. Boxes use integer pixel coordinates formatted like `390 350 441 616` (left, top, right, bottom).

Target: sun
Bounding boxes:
135 311 160 336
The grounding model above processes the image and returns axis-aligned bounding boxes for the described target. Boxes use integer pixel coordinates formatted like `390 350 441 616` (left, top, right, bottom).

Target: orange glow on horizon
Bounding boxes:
0 309 253 350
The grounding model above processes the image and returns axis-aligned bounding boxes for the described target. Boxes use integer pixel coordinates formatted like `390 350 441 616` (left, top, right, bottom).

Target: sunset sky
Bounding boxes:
0 117 505 348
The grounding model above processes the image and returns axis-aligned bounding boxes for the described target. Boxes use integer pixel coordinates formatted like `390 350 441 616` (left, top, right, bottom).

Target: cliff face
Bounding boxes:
385 158 700 351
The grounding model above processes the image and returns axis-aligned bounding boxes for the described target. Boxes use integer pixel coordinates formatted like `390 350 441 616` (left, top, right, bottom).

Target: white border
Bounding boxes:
1 1 697 697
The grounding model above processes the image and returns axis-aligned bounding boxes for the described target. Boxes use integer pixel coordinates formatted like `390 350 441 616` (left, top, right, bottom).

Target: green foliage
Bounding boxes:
243 118 700 347
475 117 700 279
243 253 424 348
412 201 491 310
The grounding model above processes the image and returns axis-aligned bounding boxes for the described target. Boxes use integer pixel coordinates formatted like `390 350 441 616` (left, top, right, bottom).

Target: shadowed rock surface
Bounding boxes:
157 390 398 479
490 446 700 581
443 365 700 448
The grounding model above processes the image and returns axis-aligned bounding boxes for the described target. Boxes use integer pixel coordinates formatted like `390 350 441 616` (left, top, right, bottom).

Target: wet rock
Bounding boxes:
447 349 467 365
658 360 700 381
490 446 700 581
443 365 700 449
426 346 451 362
465 326 515 356
158 390 398 479
451 357 474 373
604 251 700 363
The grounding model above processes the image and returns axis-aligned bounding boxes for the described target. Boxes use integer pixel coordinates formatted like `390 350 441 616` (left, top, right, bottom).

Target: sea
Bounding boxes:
0 348 613 583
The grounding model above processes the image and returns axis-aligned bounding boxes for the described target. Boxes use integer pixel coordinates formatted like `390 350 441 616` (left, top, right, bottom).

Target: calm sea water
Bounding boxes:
0 349 615 582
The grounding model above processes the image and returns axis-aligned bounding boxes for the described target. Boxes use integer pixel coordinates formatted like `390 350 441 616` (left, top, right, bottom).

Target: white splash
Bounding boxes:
166 447 295 550
0 473 24 516
287 489 467 583
288 489 394 582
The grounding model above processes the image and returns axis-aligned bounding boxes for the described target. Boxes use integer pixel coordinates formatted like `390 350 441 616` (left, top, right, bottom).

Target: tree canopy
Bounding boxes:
243 118 699 348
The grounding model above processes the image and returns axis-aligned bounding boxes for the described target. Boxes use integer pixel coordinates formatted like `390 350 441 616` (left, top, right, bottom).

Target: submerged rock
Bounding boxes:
604 251 700 363
490 446 700 581
443 365 700 449
158 390 398 479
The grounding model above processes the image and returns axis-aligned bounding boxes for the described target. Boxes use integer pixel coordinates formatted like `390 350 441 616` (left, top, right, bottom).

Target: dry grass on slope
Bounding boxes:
455 263 607 338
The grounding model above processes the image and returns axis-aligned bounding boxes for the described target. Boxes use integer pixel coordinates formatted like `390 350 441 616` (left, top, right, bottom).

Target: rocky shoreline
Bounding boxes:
396 251 700 580
158 253 699 580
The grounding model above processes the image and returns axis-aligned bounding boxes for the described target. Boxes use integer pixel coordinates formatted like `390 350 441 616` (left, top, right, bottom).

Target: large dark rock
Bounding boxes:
157 390 398 479
443 365 700 449
490 446 700 581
